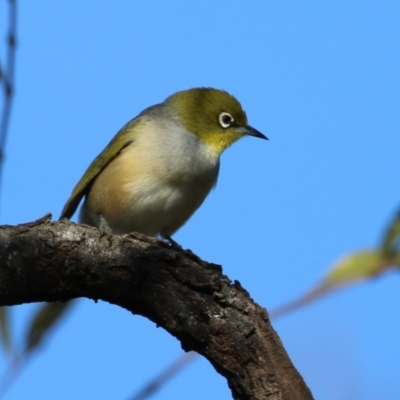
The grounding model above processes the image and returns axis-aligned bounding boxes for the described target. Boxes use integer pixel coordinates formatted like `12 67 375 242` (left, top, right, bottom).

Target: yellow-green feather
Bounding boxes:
167 88 248 155
60 118 146 220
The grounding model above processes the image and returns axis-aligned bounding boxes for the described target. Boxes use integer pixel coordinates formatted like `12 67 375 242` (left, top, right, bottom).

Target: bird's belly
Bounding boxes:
109 175 216 236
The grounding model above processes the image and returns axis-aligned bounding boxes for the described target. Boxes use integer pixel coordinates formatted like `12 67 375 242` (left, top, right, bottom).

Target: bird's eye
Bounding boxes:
219 112 234 129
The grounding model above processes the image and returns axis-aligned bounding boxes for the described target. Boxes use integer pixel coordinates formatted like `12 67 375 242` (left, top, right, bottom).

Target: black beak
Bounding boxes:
238 125 268 140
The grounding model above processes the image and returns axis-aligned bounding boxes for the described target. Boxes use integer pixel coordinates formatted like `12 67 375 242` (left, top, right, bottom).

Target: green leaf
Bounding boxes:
322 250 390 289
380 210 400 258
0 307 13 355
25 301 74 353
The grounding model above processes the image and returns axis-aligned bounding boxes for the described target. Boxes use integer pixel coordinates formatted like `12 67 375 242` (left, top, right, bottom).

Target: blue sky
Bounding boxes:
1 2 399 399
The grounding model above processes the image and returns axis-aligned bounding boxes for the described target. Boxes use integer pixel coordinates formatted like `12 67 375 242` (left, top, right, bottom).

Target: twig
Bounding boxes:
0 0 17 199
129 352 197 400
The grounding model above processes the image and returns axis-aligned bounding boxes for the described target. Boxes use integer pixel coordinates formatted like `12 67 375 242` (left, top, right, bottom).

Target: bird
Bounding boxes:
60 87 267 242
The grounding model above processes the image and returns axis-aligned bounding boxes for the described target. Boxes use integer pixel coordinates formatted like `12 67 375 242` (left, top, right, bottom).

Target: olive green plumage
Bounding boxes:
168 88 248 153
60 118 146 220
60 87 267 238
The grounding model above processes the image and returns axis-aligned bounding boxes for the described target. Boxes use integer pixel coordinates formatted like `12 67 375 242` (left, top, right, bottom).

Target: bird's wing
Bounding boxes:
60 117 146 220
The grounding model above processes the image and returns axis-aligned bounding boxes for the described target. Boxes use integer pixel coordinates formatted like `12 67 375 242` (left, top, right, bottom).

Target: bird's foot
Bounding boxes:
98 215 113 234
162 235 182 250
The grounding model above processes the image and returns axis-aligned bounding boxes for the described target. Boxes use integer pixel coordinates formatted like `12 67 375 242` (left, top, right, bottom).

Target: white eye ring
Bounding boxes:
219 112 234 129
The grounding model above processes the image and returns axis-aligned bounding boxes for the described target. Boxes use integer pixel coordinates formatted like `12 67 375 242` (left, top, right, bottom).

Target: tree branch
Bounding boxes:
0 216 313 400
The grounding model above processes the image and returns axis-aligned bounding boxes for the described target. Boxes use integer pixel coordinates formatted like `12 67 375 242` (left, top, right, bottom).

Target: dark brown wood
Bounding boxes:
0 215 313 400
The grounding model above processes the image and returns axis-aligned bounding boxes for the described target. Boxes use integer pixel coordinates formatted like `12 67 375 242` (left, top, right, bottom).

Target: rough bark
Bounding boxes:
0 215 313 400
